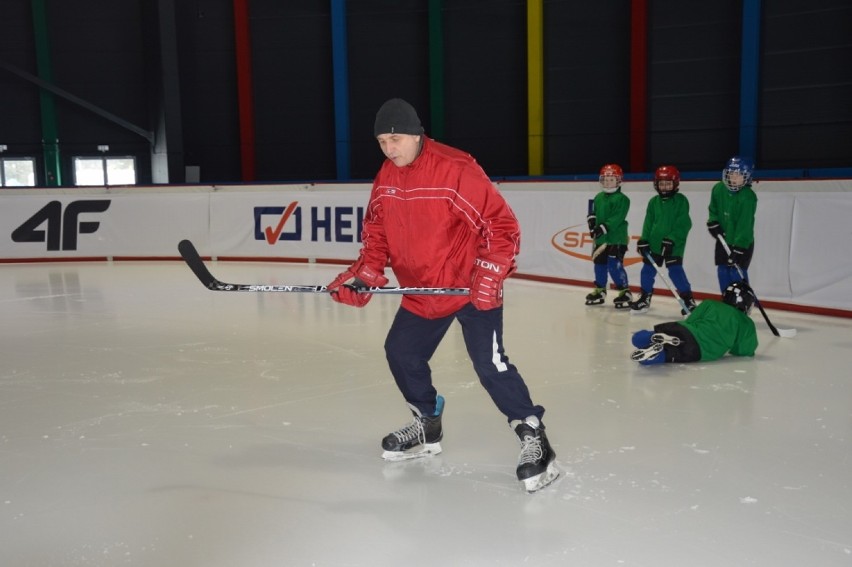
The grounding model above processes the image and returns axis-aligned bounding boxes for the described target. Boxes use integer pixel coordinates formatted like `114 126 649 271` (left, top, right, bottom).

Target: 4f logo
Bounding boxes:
12 200 111 251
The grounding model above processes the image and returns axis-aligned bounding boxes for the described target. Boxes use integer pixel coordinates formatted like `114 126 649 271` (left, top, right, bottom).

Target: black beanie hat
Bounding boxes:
373 98 424 137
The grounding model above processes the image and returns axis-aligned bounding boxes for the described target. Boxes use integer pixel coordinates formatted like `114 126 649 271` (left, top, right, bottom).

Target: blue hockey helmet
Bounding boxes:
723 156 754 192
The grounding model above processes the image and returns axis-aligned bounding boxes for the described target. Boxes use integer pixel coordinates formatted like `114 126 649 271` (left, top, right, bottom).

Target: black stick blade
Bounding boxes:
177 239 221 289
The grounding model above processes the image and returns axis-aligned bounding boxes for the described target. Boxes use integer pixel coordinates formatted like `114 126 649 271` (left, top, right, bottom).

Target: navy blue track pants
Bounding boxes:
384 303 544 423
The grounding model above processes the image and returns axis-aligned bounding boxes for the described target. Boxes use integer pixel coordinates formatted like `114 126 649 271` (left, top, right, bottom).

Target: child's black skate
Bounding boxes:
585 287 606 306
629 291 652 314
512 416 559 493
381 395 444 462
613 288 633 309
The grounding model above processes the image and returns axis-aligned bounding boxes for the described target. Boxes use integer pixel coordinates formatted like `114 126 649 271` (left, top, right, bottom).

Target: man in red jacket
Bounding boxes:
327 98 558 493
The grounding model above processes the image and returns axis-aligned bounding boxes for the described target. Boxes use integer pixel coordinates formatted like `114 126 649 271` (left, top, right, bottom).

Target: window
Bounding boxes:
73 156 137 186
1 157 37 187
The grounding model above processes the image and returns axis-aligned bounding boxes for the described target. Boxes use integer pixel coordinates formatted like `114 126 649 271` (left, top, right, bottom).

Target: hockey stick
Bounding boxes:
588 199 607 260
716 235 796 338
177 240 469 295
642 251 691 317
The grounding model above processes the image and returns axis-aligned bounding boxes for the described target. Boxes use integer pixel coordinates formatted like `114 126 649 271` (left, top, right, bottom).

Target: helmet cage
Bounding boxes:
723 157 754 192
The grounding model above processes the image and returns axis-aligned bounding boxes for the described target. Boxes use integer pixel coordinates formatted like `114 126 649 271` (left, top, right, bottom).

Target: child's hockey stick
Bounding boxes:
642 251 691 317
716 235 796 338
177 240 469 295
588 199 607 260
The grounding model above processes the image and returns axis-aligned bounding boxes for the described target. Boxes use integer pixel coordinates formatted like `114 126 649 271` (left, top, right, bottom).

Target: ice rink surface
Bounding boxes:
1 259 850 566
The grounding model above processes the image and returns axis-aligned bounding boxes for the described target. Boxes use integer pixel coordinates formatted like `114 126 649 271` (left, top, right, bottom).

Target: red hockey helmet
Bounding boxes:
599 164 623 193
654 165 680 197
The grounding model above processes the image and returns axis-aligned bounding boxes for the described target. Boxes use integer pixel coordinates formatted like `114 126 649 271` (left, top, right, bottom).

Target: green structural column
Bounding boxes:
31 0 61 186
526 0 544 175
428 0 445 140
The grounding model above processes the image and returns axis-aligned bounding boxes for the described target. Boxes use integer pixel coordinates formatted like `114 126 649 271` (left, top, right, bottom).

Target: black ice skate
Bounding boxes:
613 288 633 309
585 287 606 306
629 291 652 314
512 416 559 493
381 395 444 462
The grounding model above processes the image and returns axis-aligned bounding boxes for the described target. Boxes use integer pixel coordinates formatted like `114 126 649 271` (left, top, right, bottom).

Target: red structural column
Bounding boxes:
629 0 648 173
233 0 256 181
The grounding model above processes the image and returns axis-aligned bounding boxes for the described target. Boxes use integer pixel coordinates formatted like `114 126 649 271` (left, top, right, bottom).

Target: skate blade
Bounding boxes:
652 335 681 346
381 442 442 462
631 345 663 362
522 463 560 493
630 350 645 361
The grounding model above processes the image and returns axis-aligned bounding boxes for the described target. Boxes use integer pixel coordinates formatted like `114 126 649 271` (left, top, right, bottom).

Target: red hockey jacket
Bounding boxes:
355 137 521 319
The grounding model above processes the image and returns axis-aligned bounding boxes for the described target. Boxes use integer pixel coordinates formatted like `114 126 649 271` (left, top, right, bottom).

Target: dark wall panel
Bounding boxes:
647 0 740 171
544 1 630 175
251 1 335 181
443 0 526 177
2 1 851 186
47 0 151 182
347 0 430 180
0 1 41 154
175 0 240 183
759 1 852 169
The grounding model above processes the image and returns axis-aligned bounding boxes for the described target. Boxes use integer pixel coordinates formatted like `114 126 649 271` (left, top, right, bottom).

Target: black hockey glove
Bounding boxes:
727 246 746 266
586 214 597 232
707 221 724 238
660 238 674 260
637 239 650 257
591 223 607 239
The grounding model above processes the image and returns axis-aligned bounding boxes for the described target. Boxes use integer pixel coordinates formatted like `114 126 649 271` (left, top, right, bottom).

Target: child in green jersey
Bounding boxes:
585 163 632 309
630 165 696 315
707 156 758 293
630 281 758 364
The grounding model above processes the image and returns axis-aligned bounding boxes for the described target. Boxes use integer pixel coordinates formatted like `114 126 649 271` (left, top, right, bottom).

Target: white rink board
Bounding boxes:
0 179 850 311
